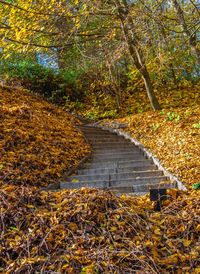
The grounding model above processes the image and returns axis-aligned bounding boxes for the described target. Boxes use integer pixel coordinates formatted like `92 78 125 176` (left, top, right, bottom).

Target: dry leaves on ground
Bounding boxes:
0 87 90 187
1 87 199 273
0 185 199 273
104 105 200 188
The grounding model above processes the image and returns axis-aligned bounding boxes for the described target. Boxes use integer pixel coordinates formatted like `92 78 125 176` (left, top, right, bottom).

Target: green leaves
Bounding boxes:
165 112 181 123
192 182 200 190
193 122 200 129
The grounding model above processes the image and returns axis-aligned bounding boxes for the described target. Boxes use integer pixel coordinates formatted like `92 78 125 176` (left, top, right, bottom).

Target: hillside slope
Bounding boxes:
0 87 199 273
101 104 200 189
0 87 90 187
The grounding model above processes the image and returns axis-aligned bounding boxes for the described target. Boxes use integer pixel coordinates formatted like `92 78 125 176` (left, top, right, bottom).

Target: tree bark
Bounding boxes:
116 0 161 110
160 24 177 86
141 66 161 110
172 0 200 65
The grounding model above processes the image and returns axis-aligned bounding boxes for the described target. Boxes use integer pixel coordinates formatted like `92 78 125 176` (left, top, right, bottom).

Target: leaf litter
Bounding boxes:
0 185 199 273
0 87 90 187
103 105 200 188
0 87 200 273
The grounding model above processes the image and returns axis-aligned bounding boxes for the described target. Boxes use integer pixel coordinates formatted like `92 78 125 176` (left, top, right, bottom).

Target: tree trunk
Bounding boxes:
116 0 161 110
172 0 200 65
159 21 177 86
141 66 161 110
57 48 65 70
115 91 121 111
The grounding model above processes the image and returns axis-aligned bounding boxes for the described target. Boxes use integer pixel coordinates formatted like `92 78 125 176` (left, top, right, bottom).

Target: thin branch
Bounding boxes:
189 0 200 17
4 35 107 50
4 37 63 49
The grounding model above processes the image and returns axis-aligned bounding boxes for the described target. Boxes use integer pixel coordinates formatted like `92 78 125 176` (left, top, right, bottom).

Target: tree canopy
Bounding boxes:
0 0 199 109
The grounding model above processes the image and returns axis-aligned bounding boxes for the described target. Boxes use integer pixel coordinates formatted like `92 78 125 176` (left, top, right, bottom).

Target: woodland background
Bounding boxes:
0 0 200 273
0 0 199 116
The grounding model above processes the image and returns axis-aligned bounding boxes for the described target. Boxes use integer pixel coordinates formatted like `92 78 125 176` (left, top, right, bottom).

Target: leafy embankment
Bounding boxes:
0 88 199 273
73 83 200 119
0 87 90 187
1 186 199 273
101 104 200 189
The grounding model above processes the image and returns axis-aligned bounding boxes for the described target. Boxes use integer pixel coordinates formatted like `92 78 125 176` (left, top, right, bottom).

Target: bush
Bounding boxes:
0 60 76 104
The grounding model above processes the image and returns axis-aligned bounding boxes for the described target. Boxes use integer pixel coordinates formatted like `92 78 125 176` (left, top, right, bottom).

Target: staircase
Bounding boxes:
60 125 176 194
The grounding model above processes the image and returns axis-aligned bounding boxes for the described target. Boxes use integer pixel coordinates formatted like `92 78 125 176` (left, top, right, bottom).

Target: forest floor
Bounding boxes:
0 86 90 187
0 86 199 273
100 105 200 189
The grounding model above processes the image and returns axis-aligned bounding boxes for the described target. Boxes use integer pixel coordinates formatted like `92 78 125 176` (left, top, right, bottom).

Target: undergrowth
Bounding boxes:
71 83 200 120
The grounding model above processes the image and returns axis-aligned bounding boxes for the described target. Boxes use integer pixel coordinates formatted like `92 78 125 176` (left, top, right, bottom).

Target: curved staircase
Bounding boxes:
60 125 176 194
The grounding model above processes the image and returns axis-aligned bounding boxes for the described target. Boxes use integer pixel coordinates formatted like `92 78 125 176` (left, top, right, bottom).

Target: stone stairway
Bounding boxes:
60 125 176 194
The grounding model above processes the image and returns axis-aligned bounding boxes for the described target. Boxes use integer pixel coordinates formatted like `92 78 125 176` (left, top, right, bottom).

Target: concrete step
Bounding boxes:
84 159 152 169
83 131 113 135
93 151 141 158
88 137 125 142
77 165 156 175
91 152 144 160
93 147 140 153
90 141 132 145
84 134 117 138
60 176 170 191
89 140 128 145
64 125 176 195
83 132 120 136
84 135 120 140
92 142 135 148
88 154 146 163
83 130 119 134
70 170 163 182
110 182 177 193
78 125 100 128
109 176 169 187
60 180 107 190
92 147 138 153
118 160 153 167
78 128 110 133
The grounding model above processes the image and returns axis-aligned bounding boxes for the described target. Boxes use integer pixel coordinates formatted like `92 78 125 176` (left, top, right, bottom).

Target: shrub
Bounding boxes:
0 60 76 104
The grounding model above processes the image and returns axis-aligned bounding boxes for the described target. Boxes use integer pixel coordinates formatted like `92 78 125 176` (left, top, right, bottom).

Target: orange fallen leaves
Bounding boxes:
110 104 200 188
0 186 199 273
0 87 199 273
0 87 90 187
